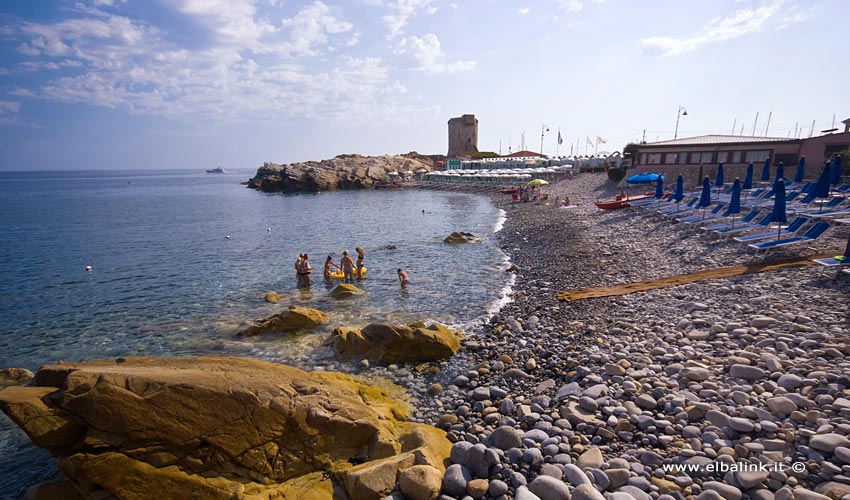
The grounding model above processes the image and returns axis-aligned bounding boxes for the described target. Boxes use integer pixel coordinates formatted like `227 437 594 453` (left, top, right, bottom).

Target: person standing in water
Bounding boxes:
298 254 313 287
294 254 304 286
323 255 339 280
397 268 409 289
339 250 355 283
355 246 365 279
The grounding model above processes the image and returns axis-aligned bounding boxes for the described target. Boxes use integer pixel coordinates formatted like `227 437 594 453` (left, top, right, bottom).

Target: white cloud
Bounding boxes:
518 8 530 15
382 0 434 38
558 0 602 13
0 101 21 114
640 1 785 57
3 2 427 123
281 1 353 56
394 34 475 74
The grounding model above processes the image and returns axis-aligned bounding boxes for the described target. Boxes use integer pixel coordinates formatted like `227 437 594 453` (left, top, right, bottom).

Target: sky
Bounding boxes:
0 0 846 171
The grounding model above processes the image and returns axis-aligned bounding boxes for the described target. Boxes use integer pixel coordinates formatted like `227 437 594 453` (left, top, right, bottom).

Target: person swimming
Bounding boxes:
339 250 355 283
397 268 409 289
323 254 339 280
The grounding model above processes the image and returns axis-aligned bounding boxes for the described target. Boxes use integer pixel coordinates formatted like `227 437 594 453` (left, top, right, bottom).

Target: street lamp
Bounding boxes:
540 125 549 156
674 106 687 139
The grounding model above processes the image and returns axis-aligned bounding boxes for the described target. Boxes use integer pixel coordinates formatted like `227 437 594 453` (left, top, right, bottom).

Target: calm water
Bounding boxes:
0 169 510 498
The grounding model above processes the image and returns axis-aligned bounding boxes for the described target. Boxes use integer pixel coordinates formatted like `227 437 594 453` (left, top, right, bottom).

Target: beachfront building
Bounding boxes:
631 129 850 186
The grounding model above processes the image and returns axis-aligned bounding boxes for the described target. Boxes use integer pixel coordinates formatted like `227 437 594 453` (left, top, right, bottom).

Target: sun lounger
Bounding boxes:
712 213 774 237
747 222 831 258
655 197 698 216
674 203 727 222
732 216 810 243
699 209 761 231
792 197 847 215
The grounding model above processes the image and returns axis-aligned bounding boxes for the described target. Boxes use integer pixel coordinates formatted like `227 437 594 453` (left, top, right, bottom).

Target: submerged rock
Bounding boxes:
330 284 366 299
444 231 480 244
238 305 325 336
331 322 463 363
0 356 451 500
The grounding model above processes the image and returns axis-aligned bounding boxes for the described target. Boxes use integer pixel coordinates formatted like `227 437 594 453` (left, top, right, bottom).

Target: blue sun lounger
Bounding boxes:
747 222 831 259
732 216 810 243
675 203 727 223
712 212 774 237
676 202 726 222
700 209 760 232
656 197 698 216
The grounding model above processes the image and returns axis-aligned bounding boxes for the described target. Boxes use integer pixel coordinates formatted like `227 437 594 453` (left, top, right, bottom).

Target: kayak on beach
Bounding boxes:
594 193 653 210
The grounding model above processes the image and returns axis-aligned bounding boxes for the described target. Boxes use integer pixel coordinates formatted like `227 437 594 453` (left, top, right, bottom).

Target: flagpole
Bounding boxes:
595 138 598 156
556 128 560 157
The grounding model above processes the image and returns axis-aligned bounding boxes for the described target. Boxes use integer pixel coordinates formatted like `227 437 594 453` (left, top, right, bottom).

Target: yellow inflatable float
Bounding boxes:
328 267 367 280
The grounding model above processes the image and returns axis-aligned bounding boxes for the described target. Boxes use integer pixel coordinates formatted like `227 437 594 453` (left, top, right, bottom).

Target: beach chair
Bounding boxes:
674 203 727 223
700 209 761 232
732 216 810 243
655 197 698 216
792 196 847 215
681 203 750 227
747 222 831 259
836 184 850 192
712 212 774 237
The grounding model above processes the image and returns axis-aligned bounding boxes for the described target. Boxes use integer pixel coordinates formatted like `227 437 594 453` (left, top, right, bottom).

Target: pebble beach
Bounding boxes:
394 173 850 500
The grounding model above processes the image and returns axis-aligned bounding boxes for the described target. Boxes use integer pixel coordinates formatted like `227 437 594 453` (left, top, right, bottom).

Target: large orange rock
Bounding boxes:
331 323 463 363
0 356 450 500
238 305 325 336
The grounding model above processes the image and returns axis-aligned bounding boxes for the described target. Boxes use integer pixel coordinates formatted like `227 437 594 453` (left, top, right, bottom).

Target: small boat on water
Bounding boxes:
206 166 226 174
594 193 655 210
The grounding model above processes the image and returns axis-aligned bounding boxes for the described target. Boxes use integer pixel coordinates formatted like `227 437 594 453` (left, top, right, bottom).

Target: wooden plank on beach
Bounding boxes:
557 253 834 302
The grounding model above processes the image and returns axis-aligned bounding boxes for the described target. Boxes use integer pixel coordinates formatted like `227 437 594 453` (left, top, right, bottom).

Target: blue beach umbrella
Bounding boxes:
761 158 771 182
770 179 787 239
674 174 684 203
775 161 785 183
814 162 831 199
715 163 724 188
831 155 843 185
794 156 806 183
729 179 742 215
654 175 664 200
728 179 742 227
743 163 754 190
699 176 711 218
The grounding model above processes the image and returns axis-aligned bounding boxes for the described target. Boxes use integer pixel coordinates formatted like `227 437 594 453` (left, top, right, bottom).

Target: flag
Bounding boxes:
597 136 607 144
557 130 563 145
586 136 593 146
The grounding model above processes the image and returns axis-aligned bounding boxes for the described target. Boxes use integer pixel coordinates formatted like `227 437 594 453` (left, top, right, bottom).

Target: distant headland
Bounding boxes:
246 152 440 192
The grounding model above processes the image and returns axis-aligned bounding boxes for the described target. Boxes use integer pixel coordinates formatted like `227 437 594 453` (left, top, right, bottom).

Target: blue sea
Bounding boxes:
0 169 511 498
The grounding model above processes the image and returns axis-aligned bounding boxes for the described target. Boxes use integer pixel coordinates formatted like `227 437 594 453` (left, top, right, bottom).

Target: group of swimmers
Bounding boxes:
295 246 409 289
321 246 365 283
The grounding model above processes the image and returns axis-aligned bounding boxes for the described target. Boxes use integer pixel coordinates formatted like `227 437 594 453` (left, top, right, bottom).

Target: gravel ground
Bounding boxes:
386 173 850 500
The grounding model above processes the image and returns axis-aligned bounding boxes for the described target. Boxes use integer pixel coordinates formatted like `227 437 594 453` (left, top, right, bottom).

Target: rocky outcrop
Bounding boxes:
330 284 366 299
0 356 451 500
331 323 463 363
247 152 434 193
238 305 325 336
0 367 34 388
443 232 480 244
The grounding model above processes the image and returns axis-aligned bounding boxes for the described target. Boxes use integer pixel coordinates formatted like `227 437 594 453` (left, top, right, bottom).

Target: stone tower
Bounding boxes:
447 114 478 157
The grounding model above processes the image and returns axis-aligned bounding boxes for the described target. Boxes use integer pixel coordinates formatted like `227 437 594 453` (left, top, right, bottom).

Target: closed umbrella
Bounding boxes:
699 176 711 219
770 179 787 239
761 158 771 183
743 163 754 190
813 162 832 211
674 175 684 204
654 175 664 199
831 155 843 186
715 163 725 188
729 179 742 227
794 156 806 183
775 161 786 184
